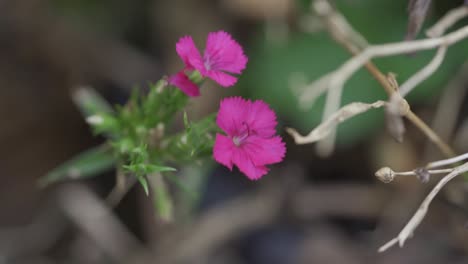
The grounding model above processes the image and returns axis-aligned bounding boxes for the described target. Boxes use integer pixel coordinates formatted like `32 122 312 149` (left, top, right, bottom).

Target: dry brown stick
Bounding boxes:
312 0 456 158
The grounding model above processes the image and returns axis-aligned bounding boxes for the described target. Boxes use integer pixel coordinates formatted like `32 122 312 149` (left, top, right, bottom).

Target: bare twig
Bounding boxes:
297 73 333 110
316 79 345 156
387 44 447 143
426 6 468 38
310 24 468 104
427 152 468 169
406 0 432 40
375 166 453 183
399 45 448 97
286 101 386 145
313 0 368 52
294 0 456 158
405 111 455 157
378 162 468 252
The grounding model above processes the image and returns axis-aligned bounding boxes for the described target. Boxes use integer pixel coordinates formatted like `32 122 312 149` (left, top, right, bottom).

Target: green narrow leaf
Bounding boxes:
150 173 173 221
72 87 113 117
148 165 177 173
39 145 115 187
183 111 191 129
137 176 150 195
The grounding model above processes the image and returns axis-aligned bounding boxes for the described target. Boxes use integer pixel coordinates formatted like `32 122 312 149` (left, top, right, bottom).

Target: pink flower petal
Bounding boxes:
168 72 200 97
213 134 235 170
213 96 286 181
231 149 269 180
204 31 248 74
204 70 238 87
216 97 250 136
246 100 278 138
176 36 204 71
242 136 286 166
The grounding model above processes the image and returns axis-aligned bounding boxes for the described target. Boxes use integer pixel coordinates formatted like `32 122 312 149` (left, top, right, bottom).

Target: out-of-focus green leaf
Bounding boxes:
123 163 176 176
137 176 150 195
39 145 115 187
72 87 113 118
150 174 173 221
162 113 218 162
143 83 188 127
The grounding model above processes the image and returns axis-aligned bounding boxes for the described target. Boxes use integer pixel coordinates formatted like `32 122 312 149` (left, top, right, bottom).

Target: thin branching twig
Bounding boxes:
286 101 386 144
292 0 457 158
399 45 448 97
426 6 468 38
378 161 468 252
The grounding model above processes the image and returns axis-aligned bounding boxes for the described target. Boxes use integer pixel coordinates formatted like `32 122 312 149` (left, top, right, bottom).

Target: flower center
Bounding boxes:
232 123 250 147
204 59 212 71
232 133 248 146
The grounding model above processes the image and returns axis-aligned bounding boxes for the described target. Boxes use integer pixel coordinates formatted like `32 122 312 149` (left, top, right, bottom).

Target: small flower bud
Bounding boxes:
375 167 395 183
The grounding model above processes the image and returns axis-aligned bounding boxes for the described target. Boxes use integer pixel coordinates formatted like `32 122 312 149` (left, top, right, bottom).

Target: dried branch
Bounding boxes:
297 73 333 110
399 45 447 97
375 166 453 183
427 152 468 169
378 161 468 252
426 6 468 38
286 101 386 145
310 24 468 104
316 77 345 156
386 45 447 141
406 0 432 40
293 0 456 158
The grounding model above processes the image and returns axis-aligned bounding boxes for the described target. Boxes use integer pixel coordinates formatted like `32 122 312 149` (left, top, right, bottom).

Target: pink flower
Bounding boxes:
213 97 286 180
168 72 200 97
175 30 248 88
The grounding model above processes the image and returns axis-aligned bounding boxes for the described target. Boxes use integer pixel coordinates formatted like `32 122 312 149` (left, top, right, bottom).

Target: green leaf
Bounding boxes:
143 83 188 127
161 113 218 162
39 145 115 187
183 111 191 129
150 173 173 221
72 87 113 118
123 163 176 176
137 176 150 195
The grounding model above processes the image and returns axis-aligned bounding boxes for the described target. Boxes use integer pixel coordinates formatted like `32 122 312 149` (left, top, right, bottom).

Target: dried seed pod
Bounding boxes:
375 167 395 183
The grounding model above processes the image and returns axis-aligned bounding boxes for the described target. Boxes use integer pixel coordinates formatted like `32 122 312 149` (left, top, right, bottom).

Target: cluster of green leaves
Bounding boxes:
41 80 220 209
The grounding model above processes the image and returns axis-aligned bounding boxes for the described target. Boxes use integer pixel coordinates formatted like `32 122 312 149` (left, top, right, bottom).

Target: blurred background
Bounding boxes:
1 0 468 263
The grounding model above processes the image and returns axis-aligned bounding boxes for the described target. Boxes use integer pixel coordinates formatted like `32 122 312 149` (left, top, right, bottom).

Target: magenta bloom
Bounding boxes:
170 30 247 96
213 97 286 180
168 72 200 97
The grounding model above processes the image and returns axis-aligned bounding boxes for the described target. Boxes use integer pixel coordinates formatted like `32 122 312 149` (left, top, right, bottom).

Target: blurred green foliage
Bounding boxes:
42 81 218 206
239 0 468 147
